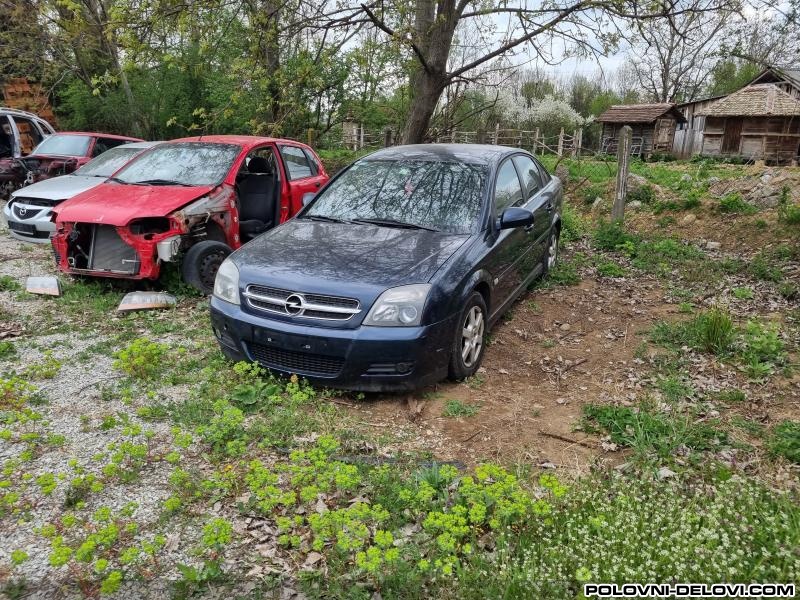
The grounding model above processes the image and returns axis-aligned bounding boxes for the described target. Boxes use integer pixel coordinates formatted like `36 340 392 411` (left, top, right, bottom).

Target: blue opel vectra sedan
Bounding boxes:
210 144 562 391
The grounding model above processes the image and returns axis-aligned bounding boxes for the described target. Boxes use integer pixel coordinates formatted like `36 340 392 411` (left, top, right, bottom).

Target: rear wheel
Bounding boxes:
448 292 488 380
542 226 560 275
181 240 231 295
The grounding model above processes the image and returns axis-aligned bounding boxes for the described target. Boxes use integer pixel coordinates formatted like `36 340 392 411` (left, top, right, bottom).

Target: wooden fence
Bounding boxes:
317 124 585 157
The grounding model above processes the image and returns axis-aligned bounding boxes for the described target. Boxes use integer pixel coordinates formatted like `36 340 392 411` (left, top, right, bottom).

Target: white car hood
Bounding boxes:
11 175 105 202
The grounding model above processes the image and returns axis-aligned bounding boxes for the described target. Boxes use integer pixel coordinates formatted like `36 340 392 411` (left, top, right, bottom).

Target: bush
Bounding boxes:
113 338 169 380
627 184 656 205
593 221 638 252
777 186 800 224
559 202 586 242
718 192 756 214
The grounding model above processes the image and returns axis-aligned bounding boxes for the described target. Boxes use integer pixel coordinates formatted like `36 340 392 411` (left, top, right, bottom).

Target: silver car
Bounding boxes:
3 141 159 243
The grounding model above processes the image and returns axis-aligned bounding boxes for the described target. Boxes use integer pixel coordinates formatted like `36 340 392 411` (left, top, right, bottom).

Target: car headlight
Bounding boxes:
364 284 431 327
213 258 240 305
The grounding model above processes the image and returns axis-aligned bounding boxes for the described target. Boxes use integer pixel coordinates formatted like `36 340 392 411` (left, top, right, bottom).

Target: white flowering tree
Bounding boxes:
495 87 590 138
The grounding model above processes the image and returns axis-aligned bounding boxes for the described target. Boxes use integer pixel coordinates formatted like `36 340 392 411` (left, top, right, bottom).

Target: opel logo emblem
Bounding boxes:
285 294 304 315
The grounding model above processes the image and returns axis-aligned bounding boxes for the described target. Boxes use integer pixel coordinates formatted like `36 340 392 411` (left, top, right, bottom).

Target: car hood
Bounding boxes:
235 219 470 295
54 181 213 225
11 175 104 203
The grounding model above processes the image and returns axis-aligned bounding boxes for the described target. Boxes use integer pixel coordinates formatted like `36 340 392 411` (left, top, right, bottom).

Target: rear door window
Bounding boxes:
512 155 543 201
13 117 44 154
92 137 128 157
280 145 314 180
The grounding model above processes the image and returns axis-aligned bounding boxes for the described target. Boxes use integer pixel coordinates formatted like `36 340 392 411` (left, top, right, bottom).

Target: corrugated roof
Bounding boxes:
696 84 800 117
595 103 686 123
749 65 800 91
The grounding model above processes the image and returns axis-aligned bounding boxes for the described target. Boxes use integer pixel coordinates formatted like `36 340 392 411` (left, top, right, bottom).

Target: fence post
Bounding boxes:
307 128 316 148
477 128 486 144
383 127 393 147
493 123 500 145
612 125 632 222
572 129 579 157
557 128 564 157
576 128 583 154
533 128 539 154
359 124 364 150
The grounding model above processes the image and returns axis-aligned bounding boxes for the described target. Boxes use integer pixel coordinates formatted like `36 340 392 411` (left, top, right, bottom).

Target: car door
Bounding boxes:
485 157 528 314
512 154 553 277
278 144 327 222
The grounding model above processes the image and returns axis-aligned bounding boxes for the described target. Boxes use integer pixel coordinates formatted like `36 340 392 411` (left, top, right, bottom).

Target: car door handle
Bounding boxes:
524 223 535 233
545 203 554 213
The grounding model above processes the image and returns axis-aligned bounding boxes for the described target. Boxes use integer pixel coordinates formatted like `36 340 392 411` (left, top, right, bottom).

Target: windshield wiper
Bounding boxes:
107 177 128 185
300 215 350 224
351 218 440 232
130 178 191 186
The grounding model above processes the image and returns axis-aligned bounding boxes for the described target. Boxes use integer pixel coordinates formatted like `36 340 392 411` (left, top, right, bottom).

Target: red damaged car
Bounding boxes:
0 132 143 198
51 135 329 293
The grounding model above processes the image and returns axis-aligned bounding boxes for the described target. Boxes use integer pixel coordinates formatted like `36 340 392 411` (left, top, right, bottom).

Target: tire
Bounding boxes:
181 240 232 295
448 291 488 380
542 225 560 276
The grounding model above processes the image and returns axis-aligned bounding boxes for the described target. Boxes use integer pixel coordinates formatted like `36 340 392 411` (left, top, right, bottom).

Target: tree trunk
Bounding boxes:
402 70 448 143
400 0 457 144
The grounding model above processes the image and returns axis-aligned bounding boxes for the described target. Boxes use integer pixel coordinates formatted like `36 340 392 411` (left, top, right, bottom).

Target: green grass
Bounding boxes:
595 259 626 278
767 421 800 464
442 399 479 418
651 308 734 355
718 192 757 214
582 403 728 460
0 275 21 292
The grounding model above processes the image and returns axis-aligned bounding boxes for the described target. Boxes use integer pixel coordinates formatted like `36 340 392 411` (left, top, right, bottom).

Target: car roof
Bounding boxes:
51 131 144 141
169 134 311 150
363 143 521 166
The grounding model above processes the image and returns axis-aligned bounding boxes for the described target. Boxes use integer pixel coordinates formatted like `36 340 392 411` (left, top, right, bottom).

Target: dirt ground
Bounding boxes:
342 261 670 472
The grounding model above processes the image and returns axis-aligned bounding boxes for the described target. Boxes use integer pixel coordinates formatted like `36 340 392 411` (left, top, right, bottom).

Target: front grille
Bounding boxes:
244 284 360 321
249 343 344 377
13 197 55 208
89 224 139 274
12 204 42 219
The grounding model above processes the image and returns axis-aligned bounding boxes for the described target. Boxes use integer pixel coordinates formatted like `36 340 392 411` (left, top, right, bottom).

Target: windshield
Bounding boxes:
113 142 240 186
32 134 92 157
74 146 144 178
305 159 487 234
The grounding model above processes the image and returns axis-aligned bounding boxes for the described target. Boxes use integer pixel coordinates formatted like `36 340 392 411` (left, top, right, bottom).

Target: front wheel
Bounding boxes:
448 291 488 380
181 240 232 295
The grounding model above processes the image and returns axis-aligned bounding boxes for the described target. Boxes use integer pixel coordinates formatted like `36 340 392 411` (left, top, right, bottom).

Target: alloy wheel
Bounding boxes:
547 232 559 270
461 305 485 368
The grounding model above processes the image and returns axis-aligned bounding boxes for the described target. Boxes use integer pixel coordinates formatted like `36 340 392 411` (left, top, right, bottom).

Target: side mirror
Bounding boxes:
499 207 534 230
301 192 316 207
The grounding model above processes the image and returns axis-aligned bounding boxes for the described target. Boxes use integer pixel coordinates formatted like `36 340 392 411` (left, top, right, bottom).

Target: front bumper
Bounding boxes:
3 201 55 243
210 296 456 392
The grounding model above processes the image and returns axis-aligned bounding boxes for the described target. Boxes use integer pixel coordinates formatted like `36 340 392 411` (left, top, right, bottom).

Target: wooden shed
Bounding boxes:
596 104 686 156
696 84 800 164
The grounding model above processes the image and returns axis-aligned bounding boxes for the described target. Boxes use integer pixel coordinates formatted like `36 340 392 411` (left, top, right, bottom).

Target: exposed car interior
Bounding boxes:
0 118 13 158
236 151 279 242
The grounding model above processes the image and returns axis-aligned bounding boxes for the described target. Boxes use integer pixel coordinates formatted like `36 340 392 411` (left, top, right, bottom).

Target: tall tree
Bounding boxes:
324 0 736 142
624 0 738 103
